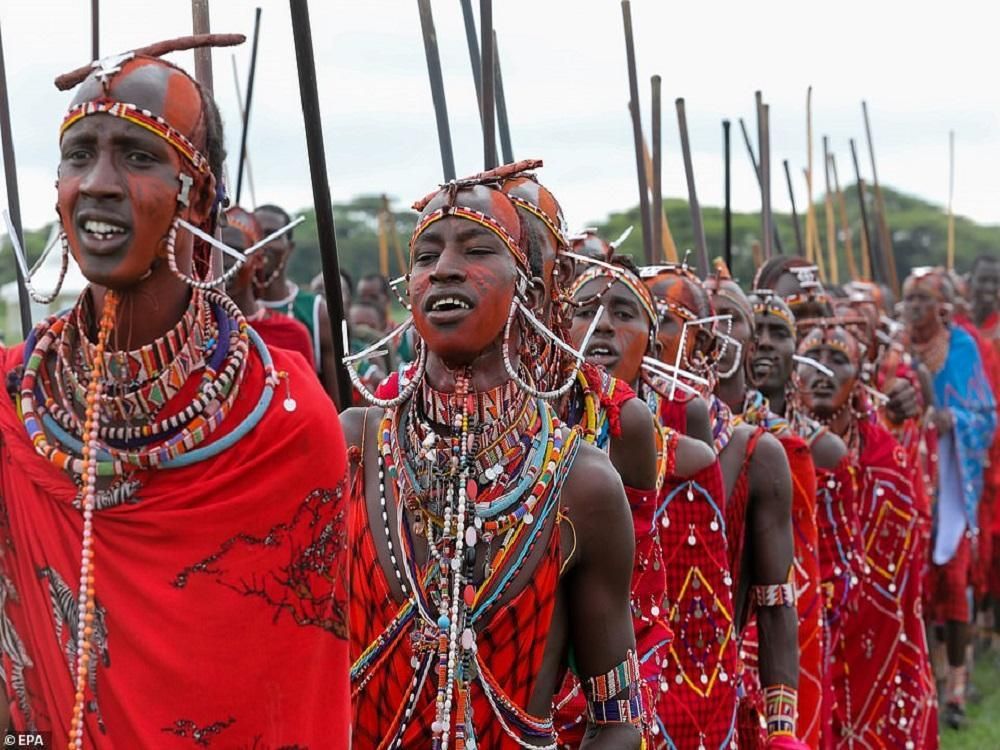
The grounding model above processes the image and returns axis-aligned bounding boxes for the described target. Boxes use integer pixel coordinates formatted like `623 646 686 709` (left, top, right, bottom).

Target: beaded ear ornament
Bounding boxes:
2 209 70 304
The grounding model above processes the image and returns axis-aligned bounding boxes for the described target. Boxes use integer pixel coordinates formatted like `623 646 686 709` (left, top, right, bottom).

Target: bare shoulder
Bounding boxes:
749 430 792 503
618 397 656 443
811 430 847 469
675 433 716 478
685 396 713 446
561 439 632 557
750 430 791 471
340 406 384 450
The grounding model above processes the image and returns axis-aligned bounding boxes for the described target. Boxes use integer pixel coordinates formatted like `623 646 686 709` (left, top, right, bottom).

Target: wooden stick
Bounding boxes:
377 204 389 278
651 75 663 263
782 159 804 256
737 117 783 254
457 2 512 164
493 32 513 164
803 167 827 280
230 55 257 208
621 0 653 265
862 101 899 294
416 0 456 180
822 137 838 283
191 0 214 93
480 0 497 170
757 93 773 259
804 86 816 264
235 7 261 205
641 138 679 262
289 0 352 408
459 0 483 124
723 120 732 269
91 0 100 60
676 97 708 277
829 153 859 281
850 138 879 284
947 130 955 271
0 17 32 337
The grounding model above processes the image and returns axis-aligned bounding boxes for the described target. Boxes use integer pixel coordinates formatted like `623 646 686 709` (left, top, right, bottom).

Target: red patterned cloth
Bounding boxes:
0 344 349 747
348 440 565 748
830 421 936 749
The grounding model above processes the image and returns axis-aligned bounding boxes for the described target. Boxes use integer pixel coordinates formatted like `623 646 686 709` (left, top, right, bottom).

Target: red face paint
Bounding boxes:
570 277 651 385
797 327 860 419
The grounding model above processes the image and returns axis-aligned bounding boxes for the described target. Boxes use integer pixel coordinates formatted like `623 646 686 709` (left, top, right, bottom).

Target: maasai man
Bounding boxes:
644 265 802 749
796 322 936 749
558 255 718 747
342 174 644 748
968 254 1000 650
706 267 822 750
253 203 340 403
221 206 316 369
0 40 348 746
903 268 996 728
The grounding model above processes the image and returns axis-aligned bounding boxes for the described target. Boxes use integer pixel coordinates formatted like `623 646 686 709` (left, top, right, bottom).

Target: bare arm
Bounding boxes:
685 396 713 447
609 398 658 491
562 444 642 749
748 433 799 689
810 430 847 471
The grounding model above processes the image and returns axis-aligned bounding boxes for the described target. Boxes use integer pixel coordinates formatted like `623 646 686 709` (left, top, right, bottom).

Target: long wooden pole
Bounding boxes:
493 32 513 164
829 153 859 282
457 1 513 165
757 93 773 259
862 101 899 294
849 138 880 284
676 98 708 277
804 86 817 265
191 0 214 93
480 0 497 170
651 75 663 263
0 18 32 337
621 0 653 265
416 0 456 180
641 139 678 262
459 0 483 123
723 120 732 269
822 137 838 283
230 56 257 207
782 159 804 256
235 7 261 205
947 130 955 271
289 0 352 408
91 0 100 60
738 117 783 254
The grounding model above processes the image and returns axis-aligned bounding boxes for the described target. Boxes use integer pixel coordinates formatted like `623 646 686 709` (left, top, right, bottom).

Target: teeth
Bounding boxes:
83 220 126 236
432 297 470 311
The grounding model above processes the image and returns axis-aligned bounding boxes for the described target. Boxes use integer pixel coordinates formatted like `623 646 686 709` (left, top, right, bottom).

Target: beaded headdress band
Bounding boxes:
410 204 529 277
750 289 796 333
797 320 864 362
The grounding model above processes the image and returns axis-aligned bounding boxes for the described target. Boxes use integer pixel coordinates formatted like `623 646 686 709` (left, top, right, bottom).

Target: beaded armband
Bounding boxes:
583 649 644 726
750 581 797 608
763 683 798 737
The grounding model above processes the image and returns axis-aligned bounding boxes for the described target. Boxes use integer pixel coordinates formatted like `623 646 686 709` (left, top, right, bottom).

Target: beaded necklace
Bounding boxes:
374 376 579 748
909 326 949 375
709 395 735 454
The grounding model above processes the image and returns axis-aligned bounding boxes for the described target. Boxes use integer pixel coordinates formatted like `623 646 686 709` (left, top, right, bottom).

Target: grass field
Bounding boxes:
940 653 1000 750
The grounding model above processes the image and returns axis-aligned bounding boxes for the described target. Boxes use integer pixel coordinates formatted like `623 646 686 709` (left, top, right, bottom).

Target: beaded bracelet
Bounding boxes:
763 683 798 737
584 649 641 702
750 581 797 609
586 694 644 726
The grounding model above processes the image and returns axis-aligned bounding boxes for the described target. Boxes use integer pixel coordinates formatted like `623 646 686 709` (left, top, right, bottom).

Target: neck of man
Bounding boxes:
89 266 192 351
826 401 853 439
230 284 258 319
716 369 747 413
260 274 292 302
424 339 516 394
760 379 786 416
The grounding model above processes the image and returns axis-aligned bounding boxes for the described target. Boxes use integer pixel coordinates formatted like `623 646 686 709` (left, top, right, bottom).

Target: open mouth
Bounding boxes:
751 357 775 378
430 296 471 312
585 342 619 367
76 215 131 255
424 292 475 324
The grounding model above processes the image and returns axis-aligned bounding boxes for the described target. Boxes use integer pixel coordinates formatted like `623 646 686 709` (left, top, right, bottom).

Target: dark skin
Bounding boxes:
221 226 260 317
341 191 640 747
255 207 340 405
903 281 954 434
705 291 799 689
570 278 716 485
752 310 848 470
971 258 1000 326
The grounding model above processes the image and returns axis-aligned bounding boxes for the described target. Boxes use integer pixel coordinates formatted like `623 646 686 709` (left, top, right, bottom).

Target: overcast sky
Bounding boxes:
2 0 998 241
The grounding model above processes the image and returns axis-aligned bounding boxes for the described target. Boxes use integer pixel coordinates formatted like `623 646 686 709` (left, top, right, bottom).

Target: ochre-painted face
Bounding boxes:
902 277 942 332
752 310 795 394
254 208 294 282
797 327 859 419
646 275 710 366
710 293 750 378
570 277 651 385
409 191 520 365
57 58 214 291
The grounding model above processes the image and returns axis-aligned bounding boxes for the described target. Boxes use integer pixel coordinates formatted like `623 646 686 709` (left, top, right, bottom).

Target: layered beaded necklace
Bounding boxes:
17 287 281 741
372 374 580 748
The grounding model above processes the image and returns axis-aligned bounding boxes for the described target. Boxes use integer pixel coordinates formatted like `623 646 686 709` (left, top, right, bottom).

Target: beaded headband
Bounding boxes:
750 289 796 333
641 263 704 323
61 99 210 175
410 204 529 276
506 194 569 250
569 264 659 337
798 320 863 363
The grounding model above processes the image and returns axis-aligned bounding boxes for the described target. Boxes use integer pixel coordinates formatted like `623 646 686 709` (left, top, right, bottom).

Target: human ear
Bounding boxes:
524 276 546 311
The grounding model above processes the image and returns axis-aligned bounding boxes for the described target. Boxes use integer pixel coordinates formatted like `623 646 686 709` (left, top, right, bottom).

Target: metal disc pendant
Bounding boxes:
283 397 297 412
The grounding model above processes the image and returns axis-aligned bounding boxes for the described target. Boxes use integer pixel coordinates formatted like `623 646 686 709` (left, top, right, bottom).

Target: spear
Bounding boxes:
822 137 838 283
289 0 352 408
235 7 261 205
782 160 804 256
676 98 708 277
621 0 653 265
480 0 497 170
91 0 100 60
737 117 783 254
947 131 956 271
651 75 663 263
416 0 456 180
849 138 880 284
829 153 859 282
230 55 257 207
861 101 899 294
0 17 32 337
804 86 817 265
723 120 732 269
757 93 773 259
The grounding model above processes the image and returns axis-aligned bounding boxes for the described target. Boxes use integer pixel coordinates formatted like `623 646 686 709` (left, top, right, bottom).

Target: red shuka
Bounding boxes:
251 310 317 371
0 344 349 748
